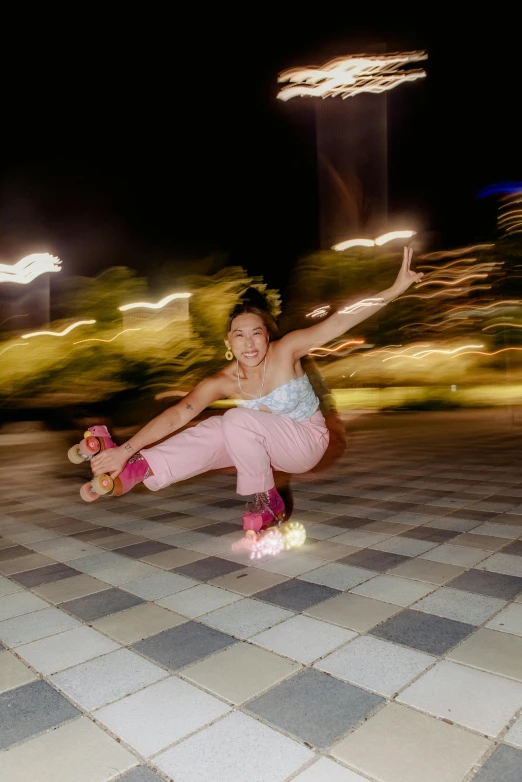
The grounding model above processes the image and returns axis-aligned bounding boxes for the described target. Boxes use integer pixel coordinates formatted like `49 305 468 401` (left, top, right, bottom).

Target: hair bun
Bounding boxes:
240 286 271 311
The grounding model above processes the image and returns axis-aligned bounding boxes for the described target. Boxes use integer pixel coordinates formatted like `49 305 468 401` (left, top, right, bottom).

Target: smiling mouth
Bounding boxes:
243 351 258 358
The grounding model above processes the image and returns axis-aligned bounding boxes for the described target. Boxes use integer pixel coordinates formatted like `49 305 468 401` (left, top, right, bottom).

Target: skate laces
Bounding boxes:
247 492 275 518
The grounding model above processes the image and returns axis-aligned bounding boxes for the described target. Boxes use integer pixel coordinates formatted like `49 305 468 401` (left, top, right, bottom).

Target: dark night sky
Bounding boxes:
0 14 520 293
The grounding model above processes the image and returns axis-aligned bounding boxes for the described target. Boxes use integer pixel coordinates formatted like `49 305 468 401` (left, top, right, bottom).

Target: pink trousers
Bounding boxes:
142 408 329 495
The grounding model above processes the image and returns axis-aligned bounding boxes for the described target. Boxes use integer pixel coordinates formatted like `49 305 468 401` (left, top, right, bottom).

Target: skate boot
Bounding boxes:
242 487 286 533
68 425 116 464
80 453 151 502
68 425 150 502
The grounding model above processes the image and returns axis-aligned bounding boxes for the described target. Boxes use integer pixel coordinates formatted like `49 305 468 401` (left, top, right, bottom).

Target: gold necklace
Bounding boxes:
236 356 267 399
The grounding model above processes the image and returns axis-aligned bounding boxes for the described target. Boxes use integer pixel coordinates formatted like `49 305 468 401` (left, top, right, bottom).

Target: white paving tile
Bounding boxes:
329 530 391 548
0 591 48 621
156 584 242 617
292 758 370 781
397 660 522 737
89 560 161 586
94 676 231 757
0 576 23 597
413 587 506 625
0 606 80 646
255 554 329 577
505 714 522 749
371 537 439 556
298 563 377 591
154 710 314 782
471 523 521 538
50 647 168 709
419 544 490 567
121 571 198 599
350 575 435 606
16 625 120 674
251 615 356 664
485 603 522 636
476 553 522 577
316 636 434 697
0 716 137 782
66 551 128 573
201 598 293 639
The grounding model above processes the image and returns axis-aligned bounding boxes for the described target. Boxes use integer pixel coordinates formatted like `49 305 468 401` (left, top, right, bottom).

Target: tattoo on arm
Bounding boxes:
124 443 134 453
185 404 193 411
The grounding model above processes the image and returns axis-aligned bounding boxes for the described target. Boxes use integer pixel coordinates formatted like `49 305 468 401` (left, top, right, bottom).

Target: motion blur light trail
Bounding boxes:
21 321 96 339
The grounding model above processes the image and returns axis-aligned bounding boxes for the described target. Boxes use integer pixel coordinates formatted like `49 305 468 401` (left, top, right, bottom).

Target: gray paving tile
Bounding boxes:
245 668 382 749
471 745 522 782
370 609 476 655
61 588 144 621
113 541 175 559
10 563 80 588
449 569 522 600
116 769 164 782
0 680 80 750
256 579 340 611
501 540 522 557
173 556 244 581
0 545 32 562
339 550 411 571
399 527 459 543
132 621 237 670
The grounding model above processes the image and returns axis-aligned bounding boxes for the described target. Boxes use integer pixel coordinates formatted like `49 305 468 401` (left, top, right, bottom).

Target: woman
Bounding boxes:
89 248 422 531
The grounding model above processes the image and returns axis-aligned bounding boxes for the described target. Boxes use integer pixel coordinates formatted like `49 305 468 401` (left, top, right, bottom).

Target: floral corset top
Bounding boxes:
236 374 320 421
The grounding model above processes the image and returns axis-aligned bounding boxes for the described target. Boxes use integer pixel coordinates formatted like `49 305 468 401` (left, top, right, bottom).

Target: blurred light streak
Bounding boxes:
0 314 28 328
383 344 484 362
277 51 427 101
477 182 522 198
361 344 403 357
306 305 332 318
445 301 522 315
0 254 62 285
332 239 375 251
375 230 416 245
21 320 96 339
118 293 191 312
0 343 28 357
451 347 522 359
483 323 522 331
309 339 365 357
419 245 493 260
73 328 140 345
332 230 415 252
338 298 385 314
416 274 489 287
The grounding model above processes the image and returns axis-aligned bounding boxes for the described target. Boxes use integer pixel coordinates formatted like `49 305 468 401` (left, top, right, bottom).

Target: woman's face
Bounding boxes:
226 313 269 367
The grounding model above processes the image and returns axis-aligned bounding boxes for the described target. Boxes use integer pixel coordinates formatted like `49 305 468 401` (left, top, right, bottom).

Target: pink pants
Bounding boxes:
142 408 329 495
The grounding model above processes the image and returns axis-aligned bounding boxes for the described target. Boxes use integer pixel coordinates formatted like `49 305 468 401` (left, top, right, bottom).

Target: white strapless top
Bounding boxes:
236 374 319 421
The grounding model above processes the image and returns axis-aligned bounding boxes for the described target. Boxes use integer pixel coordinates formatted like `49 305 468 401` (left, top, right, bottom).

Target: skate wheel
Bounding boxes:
91 474 114 495
280 521 306 550
80 483 99 502
68 445 84 464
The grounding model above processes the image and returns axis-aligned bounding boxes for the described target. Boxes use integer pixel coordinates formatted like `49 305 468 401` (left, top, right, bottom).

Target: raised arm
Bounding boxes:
281 247 423 360
91 375 226 479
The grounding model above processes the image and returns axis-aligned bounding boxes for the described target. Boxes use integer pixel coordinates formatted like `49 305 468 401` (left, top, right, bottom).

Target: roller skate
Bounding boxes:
68 425 150 502
242 488 287 533
239 488 307 558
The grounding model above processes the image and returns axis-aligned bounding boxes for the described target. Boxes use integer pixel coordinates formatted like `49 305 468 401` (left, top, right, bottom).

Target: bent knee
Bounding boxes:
222 407 252 429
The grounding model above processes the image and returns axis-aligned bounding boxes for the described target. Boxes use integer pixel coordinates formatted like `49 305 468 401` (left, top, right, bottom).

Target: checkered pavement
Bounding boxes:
2 410 522 781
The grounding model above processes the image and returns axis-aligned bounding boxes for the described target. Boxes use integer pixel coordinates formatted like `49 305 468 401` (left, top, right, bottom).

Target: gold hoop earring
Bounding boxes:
225 349 233 361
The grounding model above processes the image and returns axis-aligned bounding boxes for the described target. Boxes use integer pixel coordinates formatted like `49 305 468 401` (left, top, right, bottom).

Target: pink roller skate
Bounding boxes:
67 425 116 464
242 488 286 533
68 425 150 502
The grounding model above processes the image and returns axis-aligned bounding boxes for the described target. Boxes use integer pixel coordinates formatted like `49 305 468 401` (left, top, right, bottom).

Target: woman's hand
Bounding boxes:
91 445 129 479
388 247 424 298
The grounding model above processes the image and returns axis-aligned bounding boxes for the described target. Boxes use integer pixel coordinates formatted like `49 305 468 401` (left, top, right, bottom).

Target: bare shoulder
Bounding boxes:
208 367 237 398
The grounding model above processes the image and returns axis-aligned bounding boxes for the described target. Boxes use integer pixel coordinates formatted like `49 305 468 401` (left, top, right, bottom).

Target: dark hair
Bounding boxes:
227 287 279 339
